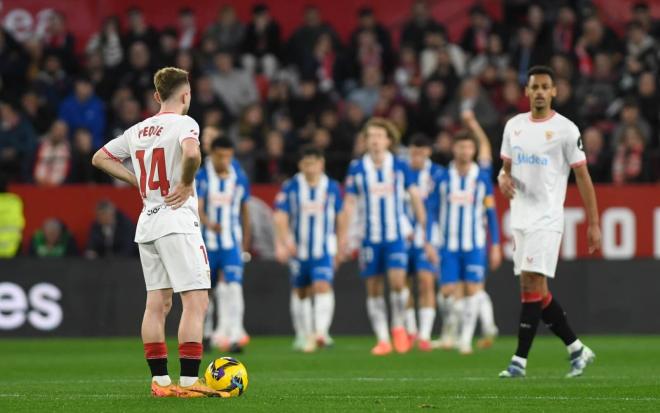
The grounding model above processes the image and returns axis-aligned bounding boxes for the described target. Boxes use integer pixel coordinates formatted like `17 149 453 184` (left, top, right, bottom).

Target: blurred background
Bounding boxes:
1 0 659 338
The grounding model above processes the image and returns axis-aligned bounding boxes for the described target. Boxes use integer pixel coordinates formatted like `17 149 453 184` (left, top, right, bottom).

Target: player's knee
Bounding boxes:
440 283 456 296
313 281 332 294
162 297 173 316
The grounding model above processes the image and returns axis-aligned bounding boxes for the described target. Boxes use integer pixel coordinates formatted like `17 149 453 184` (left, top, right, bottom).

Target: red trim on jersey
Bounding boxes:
178 342 203 360
541 292 553 309
144 342 168 359
180 137 199 144
529 110 556 123
500 154 512 160
155 111 175 116
521 291 543 303
102 147 121 162
570 160 587 168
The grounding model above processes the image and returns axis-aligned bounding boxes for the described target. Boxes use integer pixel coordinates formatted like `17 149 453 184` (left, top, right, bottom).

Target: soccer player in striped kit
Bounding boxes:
196 137 251 353
273 146 344 352
340 118 437 355
427 113 502 355
402 135 445 351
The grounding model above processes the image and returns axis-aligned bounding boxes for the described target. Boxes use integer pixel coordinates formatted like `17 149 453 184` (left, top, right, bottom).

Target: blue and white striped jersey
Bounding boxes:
196 159 250 251
275 173 343 260
427 162 500 252
345 152 414 244
405 159 445 248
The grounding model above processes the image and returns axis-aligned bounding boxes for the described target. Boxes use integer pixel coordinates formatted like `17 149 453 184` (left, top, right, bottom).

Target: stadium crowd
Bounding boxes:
1 0 660 190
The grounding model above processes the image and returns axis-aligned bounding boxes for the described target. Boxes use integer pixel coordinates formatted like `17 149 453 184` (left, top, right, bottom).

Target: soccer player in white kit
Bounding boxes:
92 67 227 397
497 66 601 378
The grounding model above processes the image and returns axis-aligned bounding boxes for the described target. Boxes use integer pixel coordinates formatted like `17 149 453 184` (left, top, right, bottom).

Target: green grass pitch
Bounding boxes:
0 336 658 412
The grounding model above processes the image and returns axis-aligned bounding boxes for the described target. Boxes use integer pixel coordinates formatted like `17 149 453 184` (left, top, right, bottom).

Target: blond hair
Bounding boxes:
363 117 402 147
153 67 189 101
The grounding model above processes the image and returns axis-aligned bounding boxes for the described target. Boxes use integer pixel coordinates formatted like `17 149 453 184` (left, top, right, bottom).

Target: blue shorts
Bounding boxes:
440 248 486 285
208 247 244 286
359 240 408 278
289 255 334 289
407 245 437 276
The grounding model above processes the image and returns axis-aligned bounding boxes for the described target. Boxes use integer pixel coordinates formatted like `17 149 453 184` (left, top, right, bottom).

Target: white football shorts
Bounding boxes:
511 229 562 278
139 232 211 293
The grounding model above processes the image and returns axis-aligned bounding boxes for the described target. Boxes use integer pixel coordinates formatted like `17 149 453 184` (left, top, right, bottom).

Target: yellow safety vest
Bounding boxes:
0 193 25 258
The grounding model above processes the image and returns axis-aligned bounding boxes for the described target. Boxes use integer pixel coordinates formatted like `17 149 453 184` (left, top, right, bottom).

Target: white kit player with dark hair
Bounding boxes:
498 66 601 378
93 67 227 398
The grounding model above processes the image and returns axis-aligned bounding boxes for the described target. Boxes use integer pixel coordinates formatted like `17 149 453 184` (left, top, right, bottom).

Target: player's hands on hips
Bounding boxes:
587 224 601 254
209 222 222 233
489 244 502 270
424 242 439 266
274 242 289 264
164 183 194 209
498 172 515 199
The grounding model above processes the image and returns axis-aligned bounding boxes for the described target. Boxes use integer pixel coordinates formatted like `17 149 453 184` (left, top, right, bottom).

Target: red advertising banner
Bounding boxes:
9 184 660 259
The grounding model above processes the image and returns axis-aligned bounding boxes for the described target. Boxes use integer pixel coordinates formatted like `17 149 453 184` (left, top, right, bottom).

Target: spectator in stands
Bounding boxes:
287 5 342 69
416 77 447 136
119 41 154 101
58 76 105 149
123 7 159 51
82 51 115 102
20 90 55 136
511 25 550 85
576 16 623 76
443 77 498 133
33 120 71 186
552 4 578 55
0 100 37 183
421 31 467 79
210 50 259 117
189 75 232 130
553 78 580 125
175 49 198 78
0 174 24 258
86 16 123 69
290 78 331 129
460 5 500 57
612 125 654 183
177 7 199 50
43 11 76 72
255 129 290 183
233 103 268 179
302 33 340 94
200 125 222 158
394 46 422 104
400 0 446 53
496 79 528 115
0 29 30 97
631 2 660 37
337 101 366 148
347 66 382 116
576 52 618 122
550 53 576 83
350 7 394 76
85 200 136 259
636 71 660 146
29 218 77 257
70 127 107 184
109 98 141 138
611 99 652 149
620 21 658 95
583 127 612 183
242 4 281 79
468 33 509 76
431 130 453 166
156 27 179 68
205 5 244 54
34 52 71 111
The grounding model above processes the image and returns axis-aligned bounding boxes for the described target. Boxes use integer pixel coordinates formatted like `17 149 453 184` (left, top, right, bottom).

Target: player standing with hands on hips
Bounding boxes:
92 67 228 397
498 66 601 378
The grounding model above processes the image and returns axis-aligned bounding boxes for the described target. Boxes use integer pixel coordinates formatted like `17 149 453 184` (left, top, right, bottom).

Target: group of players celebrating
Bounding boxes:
92 64 602 397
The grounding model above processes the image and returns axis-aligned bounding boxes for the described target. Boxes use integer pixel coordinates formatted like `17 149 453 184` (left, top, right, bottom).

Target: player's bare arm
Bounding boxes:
165 139 200 209
197 198 221 233
272 210 294 263
462 109 492 164
337 194 356 260
241 201 251 253
498 159 515 199
573 164 602 254
91 150 138 188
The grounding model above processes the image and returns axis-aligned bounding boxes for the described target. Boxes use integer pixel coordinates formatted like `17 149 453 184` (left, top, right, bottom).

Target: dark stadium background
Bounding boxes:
1 0 660 338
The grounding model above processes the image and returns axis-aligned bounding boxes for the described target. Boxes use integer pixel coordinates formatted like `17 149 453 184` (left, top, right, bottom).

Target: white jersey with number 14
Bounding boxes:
102 112 201 243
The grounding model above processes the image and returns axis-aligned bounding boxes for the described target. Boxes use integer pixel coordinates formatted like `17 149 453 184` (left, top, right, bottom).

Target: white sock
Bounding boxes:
227 283 245 343
512 355 527 368
476 290 497 336
389 288 410 328
459 294 479 349
290 292 303 340
314 291 335 339
152 375 172 386
367 296 390 342
418 307 436 341
179 376 198 387
300 297 313 338
215 283 230 340
567 339 583 355
441 295 460 341
203 294 214 339
405 308 418 335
